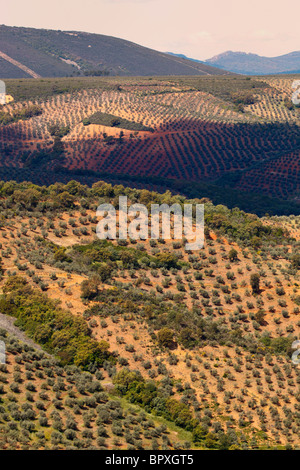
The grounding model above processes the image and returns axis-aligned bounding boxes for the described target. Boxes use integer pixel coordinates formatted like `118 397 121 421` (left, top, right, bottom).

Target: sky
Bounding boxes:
2 0 299 60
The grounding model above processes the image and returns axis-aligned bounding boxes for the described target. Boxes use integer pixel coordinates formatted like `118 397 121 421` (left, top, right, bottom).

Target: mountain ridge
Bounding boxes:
0 25 230 78
206 50 300 75
167 50 300 75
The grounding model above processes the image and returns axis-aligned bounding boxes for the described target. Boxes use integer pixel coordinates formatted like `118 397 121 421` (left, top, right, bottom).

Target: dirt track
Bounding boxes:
0 50 41 78
0 312 49 353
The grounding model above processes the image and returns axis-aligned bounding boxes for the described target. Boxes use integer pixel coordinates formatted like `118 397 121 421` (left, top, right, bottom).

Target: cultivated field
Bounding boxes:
0 182 299 449
0 75 299 215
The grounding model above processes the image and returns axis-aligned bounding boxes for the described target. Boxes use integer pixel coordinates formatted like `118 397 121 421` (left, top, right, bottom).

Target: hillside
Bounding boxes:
0 74 299 215
205 51 300 75
0 181 300 449
0 25 229 78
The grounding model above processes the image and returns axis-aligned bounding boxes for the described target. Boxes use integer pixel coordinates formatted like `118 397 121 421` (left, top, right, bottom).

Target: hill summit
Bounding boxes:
205 50 300 75
0 25 230 78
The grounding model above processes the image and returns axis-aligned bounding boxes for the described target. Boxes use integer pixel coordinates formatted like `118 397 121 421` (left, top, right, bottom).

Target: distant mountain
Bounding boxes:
0 25 230 78
166 52 204 64
205 51 300 75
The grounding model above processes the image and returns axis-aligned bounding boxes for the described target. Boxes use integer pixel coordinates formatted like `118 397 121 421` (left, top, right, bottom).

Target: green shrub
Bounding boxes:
0 276 115 369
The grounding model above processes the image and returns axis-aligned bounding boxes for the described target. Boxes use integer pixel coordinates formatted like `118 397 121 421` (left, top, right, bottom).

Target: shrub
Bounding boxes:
157 328 175 348
228 248 238 262
250 274 260 294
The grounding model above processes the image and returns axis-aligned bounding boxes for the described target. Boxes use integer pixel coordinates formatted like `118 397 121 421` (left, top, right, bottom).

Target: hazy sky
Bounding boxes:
2 0 299 60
